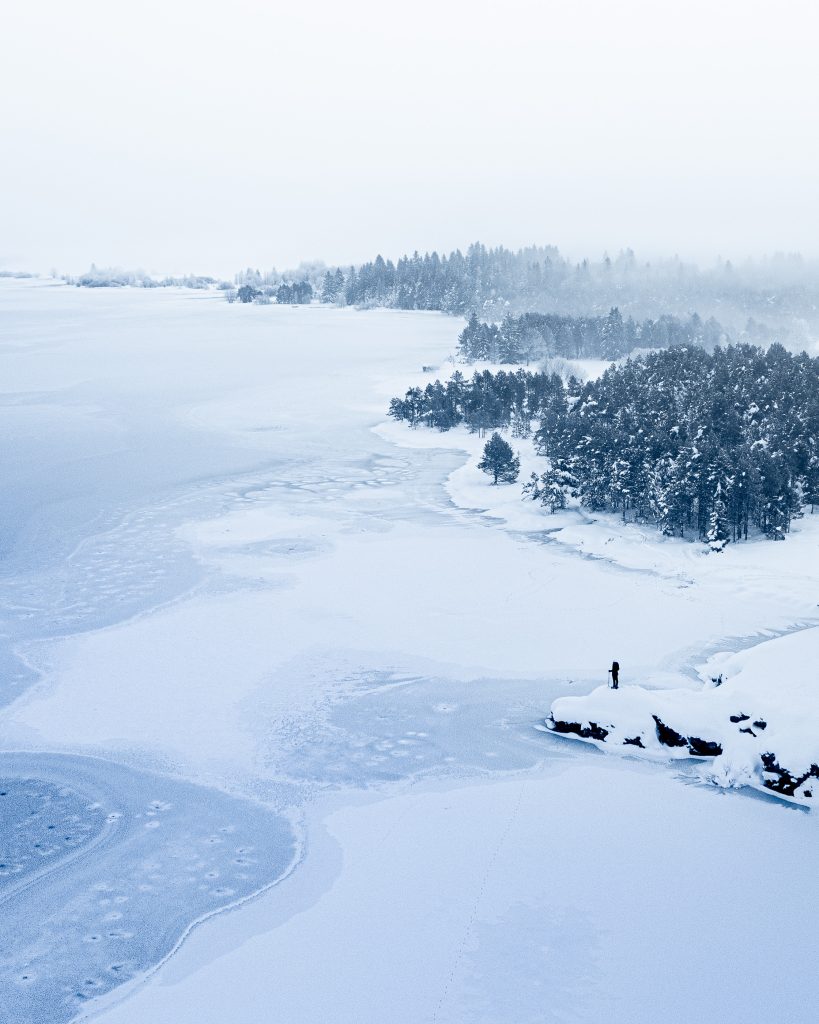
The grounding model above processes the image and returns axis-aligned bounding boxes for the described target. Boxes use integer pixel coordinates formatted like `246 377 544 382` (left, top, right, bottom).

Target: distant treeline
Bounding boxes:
64 242 819 346
389 343 819 546
228 281 314 305
66 266 220 289
456 309 728 363
297 242 817 338
71 242 819 341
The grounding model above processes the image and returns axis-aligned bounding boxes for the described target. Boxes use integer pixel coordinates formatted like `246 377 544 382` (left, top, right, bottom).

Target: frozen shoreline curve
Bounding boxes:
378 401 819 807
0 752 298 1024
2 284 818 1024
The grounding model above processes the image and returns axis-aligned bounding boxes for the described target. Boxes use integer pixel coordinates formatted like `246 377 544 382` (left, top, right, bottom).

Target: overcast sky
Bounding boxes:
2 0 818 277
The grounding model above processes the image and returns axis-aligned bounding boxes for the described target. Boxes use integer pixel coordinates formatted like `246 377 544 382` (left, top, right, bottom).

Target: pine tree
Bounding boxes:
600 307 625 360
321 270 339 303
499 314 523 363
478 432 520 485
706 480 730 551
458 312 481 361
510 406 531 438
523 468 566 512
805 454 819 513
389 341 819 545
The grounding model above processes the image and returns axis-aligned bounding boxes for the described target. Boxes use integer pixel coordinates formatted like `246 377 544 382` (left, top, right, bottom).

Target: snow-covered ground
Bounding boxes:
549 623 819 802
0 279 817 1023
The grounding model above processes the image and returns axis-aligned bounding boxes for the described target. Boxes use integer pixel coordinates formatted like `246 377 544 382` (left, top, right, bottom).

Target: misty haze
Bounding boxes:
1 3 819 1024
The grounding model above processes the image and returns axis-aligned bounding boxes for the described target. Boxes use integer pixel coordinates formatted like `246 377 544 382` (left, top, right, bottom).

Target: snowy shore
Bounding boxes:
379 390 819 807
1 282 818 1024
548 625 819 804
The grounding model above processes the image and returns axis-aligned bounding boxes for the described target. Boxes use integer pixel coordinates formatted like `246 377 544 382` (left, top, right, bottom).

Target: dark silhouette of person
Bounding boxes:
609 661 620 689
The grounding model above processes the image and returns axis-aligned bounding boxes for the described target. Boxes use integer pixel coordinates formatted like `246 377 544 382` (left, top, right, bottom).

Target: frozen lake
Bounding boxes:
0 752 296 1024
0 279 817 1024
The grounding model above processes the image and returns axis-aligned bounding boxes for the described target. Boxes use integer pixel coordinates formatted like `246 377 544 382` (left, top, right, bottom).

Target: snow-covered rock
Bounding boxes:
548 626 819 805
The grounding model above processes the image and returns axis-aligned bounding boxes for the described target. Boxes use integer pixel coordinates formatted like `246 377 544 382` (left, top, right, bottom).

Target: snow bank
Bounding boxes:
375 419 567 534
548 626 819 804
380 380 819 809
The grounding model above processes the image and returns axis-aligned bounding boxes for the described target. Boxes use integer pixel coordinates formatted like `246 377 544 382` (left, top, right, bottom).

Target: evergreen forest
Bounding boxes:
389 343 819 547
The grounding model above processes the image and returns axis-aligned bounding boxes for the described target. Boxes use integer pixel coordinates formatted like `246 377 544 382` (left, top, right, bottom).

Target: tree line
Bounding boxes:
228 280 314 304
298 242 819 341
389 343 819 547
388 368 567 438
456 309 727 363
66 265 219 289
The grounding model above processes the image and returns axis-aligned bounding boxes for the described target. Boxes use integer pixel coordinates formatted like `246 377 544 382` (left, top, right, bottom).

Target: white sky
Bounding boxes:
2 0 818 276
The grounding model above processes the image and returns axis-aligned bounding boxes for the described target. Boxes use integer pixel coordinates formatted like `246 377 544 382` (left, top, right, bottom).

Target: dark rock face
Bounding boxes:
687 736 723 757
652 716 689 748
651 717 722 756
547 713 813 802
546 716 609 742
548 713 725 758
729 713 767 733
760 753 819 798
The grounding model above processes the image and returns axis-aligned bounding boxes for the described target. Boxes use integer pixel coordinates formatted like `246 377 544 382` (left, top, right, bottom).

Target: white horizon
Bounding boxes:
2 0 818 277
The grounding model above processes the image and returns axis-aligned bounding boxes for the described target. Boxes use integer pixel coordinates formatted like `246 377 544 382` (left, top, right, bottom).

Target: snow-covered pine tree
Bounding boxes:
499 314 523 363
458 312 481 361
478 432 520 485
706 480 730 551
321 270 339 303
805 453 819 513
523 467 566 512
600 307 625 360
510 405 531 438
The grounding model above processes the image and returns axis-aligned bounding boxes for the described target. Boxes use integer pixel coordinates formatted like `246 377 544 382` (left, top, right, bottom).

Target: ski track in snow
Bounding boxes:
431 779 528 1024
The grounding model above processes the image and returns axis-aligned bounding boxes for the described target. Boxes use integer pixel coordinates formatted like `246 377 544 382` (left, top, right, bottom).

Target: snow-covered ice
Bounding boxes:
87 763 819 1024
0 753 296 1024
0 279 817 1024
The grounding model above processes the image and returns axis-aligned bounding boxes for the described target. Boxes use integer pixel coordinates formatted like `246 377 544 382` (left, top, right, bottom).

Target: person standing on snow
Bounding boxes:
609 661 620 689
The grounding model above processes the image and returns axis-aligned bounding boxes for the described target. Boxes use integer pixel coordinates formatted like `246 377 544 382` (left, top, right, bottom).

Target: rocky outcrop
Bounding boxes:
686 735 724 757
547 679 816 805
760 753 819 798
545 716 608 742
651 715 688 749
547 711 725 758
648 716 723 756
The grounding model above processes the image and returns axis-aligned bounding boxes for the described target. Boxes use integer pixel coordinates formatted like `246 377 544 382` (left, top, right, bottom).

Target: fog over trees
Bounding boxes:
235 241 819 344
317 243 819 342
62 243 819 348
